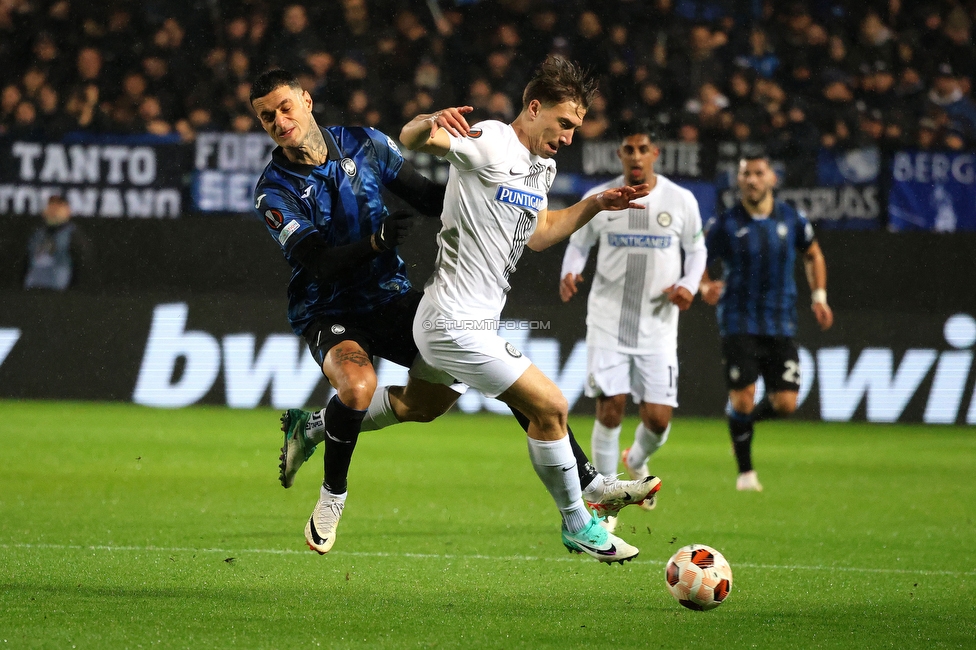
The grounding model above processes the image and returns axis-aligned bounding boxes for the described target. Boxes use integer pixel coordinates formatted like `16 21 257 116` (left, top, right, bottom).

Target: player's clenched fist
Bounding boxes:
559 273 584 303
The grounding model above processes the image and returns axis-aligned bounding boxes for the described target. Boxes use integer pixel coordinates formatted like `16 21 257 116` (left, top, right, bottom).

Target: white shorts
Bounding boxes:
408 354 469 394
413 295 532 399
584 345 679 407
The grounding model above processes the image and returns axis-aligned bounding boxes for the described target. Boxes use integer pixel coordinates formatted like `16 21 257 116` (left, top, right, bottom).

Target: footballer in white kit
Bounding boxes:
400 56 660 565
414 118 551 397
560 132 706 517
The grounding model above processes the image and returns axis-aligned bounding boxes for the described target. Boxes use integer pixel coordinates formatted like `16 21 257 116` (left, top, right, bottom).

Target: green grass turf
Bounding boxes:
1 400 974 649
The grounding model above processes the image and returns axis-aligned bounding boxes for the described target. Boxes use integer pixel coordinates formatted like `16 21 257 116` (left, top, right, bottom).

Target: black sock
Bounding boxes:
728 410 754 473
751 396 777 423
323 395 366 494
508 406 599 491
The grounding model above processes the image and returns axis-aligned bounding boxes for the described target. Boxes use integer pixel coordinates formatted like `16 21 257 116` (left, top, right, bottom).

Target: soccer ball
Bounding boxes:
664 544 733 611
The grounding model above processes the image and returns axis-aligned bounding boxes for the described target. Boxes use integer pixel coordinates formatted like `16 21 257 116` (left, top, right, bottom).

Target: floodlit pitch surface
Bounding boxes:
1 401 974 648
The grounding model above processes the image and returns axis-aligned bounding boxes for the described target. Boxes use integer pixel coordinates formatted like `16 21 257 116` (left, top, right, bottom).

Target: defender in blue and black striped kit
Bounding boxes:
701 153 834 492
250 69 464 555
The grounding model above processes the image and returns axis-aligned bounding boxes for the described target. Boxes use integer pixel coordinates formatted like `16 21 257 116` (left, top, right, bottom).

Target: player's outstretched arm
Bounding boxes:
399 106 473 156
804 241 833 330
528 184 649 251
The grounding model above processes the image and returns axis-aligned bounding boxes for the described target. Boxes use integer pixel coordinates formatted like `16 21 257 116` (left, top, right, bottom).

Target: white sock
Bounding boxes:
321 485 347 501
590 421 622 477
526 436 591 533
628 422 670 468
360 386 401 432
305 409 326 445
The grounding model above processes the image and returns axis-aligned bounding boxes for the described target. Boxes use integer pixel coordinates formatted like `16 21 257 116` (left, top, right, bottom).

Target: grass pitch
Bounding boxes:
1 400 974 649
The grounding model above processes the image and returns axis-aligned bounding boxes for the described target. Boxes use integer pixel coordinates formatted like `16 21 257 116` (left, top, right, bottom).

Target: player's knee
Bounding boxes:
597 411 623 428
337 377 377 411
596 396 626 428
769 391 797 417
772 395 797 416
533 392 569 430
645 413 671 434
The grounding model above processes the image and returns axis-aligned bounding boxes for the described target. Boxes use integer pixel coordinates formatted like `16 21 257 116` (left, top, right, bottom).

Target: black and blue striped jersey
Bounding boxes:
705 200 815 337
254 126 412 335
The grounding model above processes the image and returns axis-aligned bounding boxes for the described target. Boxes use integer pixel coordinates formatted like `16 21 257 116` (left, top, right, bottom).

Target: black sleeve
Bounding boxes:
289 231 377 284
385 159 445 218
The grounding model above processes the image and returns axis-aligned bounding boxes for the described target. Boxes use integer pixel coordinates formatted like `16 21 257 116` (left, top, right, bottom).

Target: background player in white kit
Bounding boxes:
400 56 657 564
560 129 707 529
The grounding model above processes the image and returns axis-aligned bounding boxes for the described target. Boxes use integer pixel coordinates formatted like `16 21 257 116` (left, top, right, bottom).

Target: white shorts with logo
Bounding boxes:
413 295 532 398
584 345 679 407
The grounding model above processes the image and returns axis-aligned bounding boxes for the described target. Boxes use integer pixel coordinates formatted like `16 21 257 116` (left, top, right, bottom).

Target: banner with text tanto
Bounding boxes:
0 135 186 218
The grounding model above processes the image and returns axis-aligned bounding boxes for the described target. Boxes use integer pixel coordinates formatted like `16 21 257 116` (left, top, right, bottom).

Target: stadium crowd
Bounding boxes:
2 0 975 161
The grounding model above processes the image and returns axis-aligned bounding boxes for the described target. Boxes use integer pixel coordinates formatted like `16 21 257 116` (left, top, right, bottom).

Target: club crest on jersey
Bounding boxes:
657 212 672 227
467 127 483 139
264 209 284 230
340 157 357 177
777 223 789 239
505 342 523 358
331 324 346 335
494 185 544 214
386 136 401 154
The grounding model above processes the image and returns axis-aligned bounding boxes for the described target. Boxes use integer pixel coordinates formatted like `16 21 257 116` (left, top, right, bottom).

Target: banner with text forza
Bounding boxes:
0 135 186 218
888 150 976 232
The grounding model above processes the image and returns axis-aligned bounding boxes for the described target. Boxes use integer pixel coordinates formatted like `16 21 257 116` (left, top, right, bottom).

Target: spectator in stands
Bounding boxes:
139 96 172 135
522 7 559 65
623 77 675 139
740 26 779 80
853 10 897 72
570 11 607 74
141 52 178 122
768 97 819 185
578 92 611 140
486 91 515 123
31 32 62 83
820 33 858 89
63 84 106 132
0 84 22 133
9 100 42 138
23 195 92 292
336 0 374 56
485 50 527 111
175 106 217 142
815 71 859 146
601 24 638 110
102 7 141 74
915 116 940 150
936 6 975 87
861 61 898 113
36 84 72 138
669 22 724 100
271 5 322 73
69 47 109 103
928 63 976 142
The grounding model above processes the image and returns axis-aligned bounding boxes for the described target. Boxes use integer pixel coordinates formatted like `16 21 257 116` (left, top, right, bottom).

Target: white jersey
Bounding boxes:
566 174 706 353
425 120 555 321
